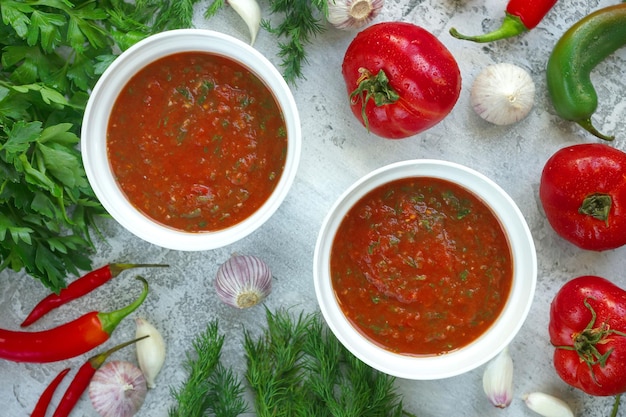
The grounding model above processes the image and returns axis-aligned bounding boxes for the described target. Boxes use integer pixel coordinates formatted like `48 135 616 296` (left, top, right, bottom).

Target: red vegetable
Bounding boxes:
342 22 461 139
51 336 147 417
539 143 626 251
0 277 148 363
31 368 70 417
549 275 626 396
450 0 558 43
21 263 167 327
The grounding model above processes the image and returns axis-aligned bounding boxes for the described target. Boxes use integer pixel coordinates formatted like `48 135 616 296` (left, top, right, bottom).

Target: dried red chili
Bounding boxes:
21 263 167 327
30 368 70 417
0 276 148 363
450 0 558 43
51 335 148 417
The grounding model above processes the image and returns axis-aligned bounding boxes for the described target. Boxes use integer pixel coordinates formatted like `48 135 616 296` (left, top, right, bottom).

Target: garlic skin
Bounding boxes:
482 346 513 408
215 254 272 309
89 360 147 417
470 63 535 126
135 317 166 389
524 392 575 417
327 0 384 30
228 0 261 45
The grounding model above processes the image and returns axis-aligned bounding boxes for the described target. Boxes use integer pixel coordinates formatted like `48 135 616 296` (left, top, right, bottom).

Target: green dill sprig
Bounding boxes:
206 362 249 417
244 308 410 416
262 0 329 84
168 320 247 417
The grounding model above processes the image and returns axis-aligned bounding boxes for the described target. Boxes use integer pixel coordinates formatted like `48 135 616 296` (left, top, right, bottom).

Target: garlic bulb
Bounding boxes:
482 346 513 408
228 0 261 45
89 360 147 417
135 318 166 389
470 63 535 126
524 392 575 417
327 0 384 30
214 254 272 308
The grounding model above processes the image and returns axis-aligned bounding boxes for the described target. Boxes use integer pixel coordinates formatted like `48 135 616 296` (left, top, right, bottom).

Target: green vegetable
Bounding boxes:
546 3 626 141
262 0 328 85
168 321 248 417
169 309 415 416
205 0 328 84
0 0 204 291
245 308 408 416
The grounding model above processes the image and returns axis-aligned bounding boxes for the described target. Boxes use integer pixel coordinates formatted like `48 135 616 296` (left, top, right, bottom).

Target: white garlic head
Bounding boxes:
89 360 147 417
327 0 384 30
470 63 535 126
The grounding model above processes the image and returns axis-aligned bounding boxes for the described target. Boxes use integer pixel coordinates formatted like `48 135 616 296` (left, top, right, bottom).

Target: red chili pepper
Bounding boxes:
51 335 148 417
21 263 167 327
0 276 148 363
30 368 70 417
449 0 559 43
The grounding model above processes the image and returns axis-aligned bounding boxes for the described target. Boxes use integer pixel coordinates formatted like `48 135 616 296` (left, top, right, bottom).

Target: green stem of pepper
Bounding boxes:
449 14 527 43
546 4 626 141
99 276 149 335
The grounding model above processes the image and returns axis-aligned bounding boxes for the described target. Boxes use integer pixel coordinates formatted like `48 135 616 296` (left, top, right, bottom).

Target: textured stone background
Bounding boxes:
2 0 626 415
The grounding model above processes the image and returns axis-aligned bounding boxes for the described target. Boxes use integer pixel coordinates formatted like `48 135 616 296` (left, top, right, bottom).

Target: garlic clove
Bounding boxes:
135 317 166 389
214 254 272 309
228 0 261 45
482 346 513 408
327 0 384 30
524 392 575 417
470 62 535 126
89 360 147 417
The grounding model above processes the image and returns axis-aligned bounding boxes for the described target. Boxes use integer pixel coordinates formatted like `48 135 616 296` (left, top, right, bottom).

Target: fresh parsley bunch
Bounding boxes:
0 0 202 292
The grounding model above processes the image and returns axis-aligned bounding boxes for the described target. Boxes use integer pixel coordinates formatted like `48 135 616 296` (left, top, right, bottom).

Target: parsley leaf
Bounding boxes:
1 0 206 292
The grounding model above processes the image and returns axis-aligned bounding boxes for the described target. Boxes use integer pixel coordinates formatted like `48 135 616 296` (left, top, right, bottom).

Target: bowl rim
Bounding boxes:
81 29 301 251
313 159 537 380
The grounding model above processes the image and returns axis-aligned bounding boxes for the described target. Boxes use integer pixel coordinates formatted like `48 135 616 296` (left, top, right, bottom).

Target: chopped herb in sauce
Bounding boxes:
330 177 513 355
107 52 288 232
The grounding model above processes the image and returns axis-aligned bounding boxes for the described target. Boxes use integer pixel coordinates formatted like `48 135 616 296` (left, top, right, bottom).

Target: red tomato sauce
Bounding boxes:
330 177 513 355
107 52 287 232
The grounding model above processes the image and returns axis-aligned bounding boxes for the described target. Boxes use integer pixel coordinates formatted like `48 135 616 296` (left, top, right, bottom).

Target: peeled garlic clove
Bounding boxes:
470 62 535 126
135 317 166 389
524 392 575 417
327 0 385 30
89 360 147 417
214 254 272 309
482 346 513 408
228 0 261 45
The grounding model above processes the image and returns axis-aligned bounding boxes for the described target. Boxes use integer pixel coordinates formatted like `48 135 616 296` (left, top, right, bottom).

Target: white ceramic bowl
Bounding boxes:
313 160 536 379
81 29 301 251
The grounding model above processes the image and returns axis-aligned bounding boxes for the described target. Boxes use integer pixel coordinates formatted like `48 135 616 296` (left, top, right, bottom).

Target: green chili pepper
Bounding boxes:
546 3 626 141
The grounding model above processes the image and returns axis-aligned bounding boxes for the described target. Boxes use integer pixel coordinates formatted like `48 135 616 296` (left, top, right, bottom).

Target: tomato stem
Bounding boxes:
579 193 612 225
556 298 626 385
610 394 621 417
349 68 399 131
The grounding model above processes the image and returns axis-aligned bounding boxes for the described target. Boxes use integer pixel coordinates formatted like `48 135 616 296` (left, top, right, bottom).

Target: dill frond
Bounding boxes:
168 321 226 417
207 362 249 417
262 0 328 84
245 308 407 417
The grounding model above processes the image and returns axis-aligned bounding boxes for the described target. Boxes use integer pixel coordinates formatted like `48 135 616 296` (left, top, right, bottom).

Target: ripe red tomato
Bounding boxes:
549 276 626 396
341 22 462 139
539 143 626 251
